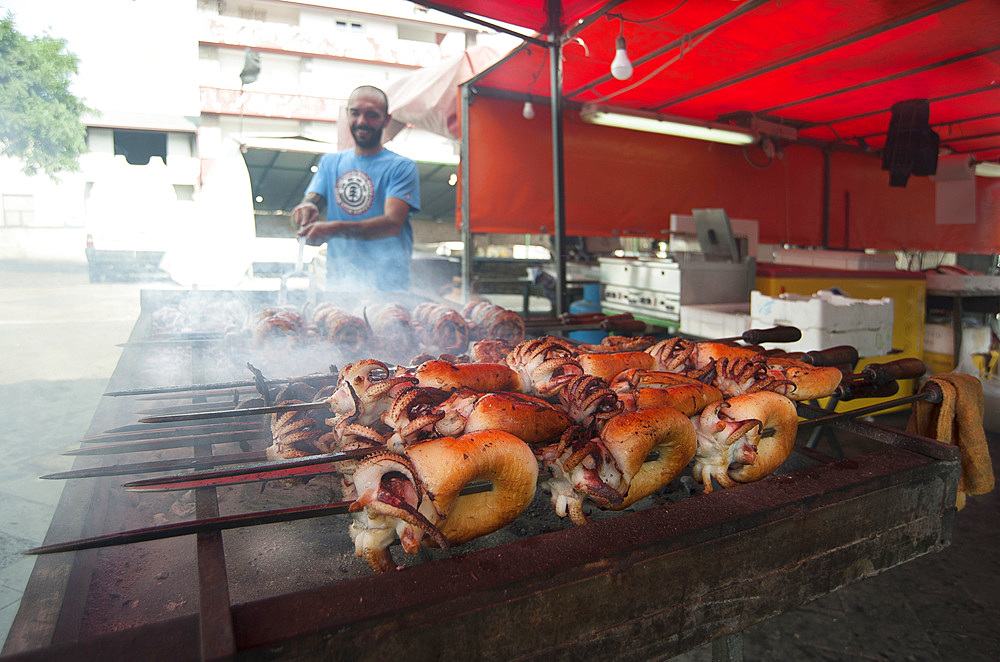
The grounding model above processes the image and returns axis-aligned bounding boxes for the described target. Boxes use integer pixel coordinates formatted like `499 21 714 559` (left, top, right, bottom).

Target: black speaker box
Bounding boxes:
881 99 939 187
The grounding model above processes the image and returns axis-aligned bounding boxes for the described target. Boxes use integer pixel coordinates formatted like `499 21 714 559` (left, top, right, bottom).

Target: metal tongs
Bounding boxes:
278 235 310 305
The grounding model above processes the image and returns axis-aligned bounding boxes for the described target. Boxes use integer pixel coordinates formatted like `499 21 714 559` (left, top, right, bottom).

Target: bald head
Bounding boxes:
349 85 389 114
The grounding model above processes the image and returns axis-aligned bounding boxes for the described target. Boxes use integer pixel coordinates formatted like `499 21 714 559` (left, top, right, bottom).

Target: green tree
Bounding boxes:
0 12 91 177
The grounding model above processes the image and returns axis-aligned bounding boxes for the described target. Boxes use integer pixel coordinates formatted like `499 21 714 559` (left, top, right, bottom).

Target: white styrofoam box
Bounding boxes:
925 272 1000 293
750 289 894 356
749 324 892 357
771 247 898 271
924 324 993 355
750 290 894 333
680 302 751 340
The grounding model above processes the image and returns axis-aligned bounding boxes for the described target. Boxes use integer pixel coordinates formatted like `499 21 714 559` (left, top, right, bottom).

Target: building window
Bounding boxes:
2 194 35 227
113 130 168 166
238 7 267 21
336 20 363 34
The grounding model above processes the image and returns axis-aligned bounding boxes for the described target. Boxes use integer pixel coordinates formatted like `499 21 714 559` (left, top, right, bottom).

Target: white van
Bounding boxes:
84 156 177 282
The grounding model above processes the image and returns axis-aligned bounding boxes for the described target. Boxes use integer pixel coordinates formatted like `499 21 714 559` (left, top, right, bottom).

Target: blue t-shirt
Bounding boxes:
306 148 420 291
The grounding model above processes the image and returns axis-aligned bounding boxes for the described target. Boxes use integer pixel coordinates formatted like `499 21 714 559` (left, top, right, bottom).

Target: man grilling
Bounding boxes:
293 85 421 292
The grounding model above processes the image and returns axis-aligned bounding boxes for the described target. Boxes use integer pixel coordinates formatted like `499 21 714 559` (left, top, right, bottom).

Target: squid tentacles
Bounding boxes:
691 391 798 493
348 431 538 573
539 405 697 526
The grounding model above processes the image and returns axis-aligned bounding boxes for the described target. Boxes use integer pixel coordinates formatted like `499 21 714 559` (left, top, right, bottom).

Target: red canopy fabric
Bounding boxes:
426 0 1000 163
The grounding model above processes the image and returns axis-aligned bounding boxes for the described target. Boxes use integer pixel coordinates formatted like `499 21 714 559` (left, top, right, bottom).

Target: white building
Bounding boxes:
0 0 518 284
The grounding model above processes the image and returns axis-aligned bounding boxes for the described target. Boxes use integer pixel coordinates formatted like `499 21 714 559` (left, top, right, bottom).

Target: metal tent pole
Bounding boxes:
549 1 567 316
460 83 473 303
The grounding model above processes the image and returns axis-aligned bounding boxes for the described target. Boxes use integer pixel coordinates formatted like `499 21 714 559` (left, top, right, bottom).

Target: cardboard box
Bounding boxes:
923 324 992 356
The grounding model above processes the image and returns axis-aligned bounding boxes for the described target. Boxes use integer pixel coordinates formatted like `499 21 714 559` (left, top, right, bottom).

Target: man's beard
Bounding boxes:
352 124 382 149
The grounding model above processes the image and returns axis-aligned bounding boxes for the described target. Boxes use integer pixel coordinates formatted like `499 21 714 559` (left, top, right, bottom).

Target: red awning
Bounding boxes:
424 0 1000 163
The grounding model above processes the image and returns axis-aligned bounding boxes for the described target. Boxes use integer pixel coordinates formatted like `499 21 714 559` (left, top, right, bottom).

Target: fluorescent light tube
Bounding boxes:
580 104 756 146
974 161 1000 177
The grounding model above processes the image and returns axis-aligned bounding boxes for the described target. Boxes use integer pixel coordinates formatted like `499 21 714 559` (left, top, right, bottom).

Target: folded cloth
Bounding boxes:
906 373 995 510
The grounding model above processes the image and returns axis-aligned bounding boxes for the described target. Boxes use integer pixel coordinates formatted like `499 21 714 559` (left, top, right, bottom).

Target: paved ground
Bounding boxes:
0 259 997 659
0 261 153 650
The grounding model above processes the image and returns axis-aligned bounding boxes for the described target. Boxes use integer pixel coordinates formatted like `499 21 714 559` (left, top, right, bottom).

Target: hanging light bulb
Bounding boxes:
610 24 633 81
522 98 535 120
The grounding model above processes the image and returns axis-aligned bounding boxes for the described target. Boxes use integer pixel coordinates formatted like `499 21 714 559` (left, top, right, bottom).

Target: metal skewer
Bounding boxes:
757 379 942 439
122 449 375 492
797 385 942 431
25 482 494 556
138 399 328 425
104 372 337 397
24 501 356 555
62 429 266 456
79 421 264 444
40 450 270 480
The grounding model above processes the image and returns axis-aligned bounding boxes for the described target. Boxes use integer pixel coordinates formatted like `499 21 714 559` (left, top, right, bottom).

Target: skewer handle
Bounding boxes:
739 326 801 345
834 379 900 401
861 358 926 384
799 345 860 367
602 317 648 333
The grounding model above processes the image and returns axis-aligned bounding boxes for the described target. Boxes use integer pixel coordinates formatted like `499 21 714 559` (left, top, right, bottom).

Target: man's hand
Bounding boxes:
292 201 320 227
297 221 334 246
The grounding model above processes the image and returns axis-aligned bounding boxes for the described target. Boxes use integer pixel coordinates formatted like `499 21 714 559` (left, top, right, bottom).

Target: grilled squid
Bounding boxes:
763 357 844 401
470 339 515 363
557 374 624 431
576 350 656 383
437 390 570 442
329 359 418 427
646 337 700 374
692 343 791 398
311 303 370 353
610 369 724 417
402 359 521 393
266 382 337 460
462 300 526 344
348 431 538 573
236 306 307 355
690 391 798 493
647 339 841 401
412 302 470 355
365 303 416 361
539 405 696 525
380 387 570 452
504 336 584 398
576 335 658 353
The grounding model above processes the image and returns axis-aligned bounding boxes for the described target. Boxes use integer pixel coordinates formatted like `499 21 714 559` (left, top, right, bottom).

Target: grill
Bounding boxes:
3 289 960 661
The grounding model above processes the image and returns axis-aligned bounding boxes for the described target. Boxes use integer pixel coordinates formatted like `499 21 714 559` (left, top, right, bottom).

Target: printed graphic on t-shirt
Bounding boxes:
335 169 374 215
